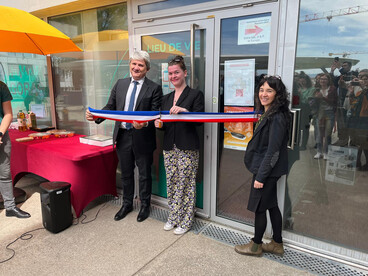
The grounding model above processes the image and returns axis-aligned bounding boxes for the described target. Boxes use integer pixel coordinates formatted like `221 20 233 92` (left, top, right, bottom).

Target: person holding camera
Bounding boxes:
345 69 368 170
330 60 358 146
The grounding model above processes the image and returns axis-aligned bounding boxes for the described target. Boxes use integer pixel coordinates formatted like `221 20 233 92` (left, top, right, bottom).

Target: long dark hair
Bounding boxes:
255 76 291 122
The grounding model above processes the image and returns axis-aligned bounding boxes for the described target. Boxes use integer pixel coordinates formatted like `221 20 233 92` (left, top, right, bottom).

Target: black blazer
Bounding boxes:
160 86 204 151
244 112 289 183
96 77 162 153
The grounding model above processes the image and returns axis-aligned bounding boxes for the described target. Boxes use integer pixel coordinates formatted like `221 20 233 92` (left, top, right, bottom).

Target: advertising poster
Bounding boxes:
325 145 358 186
224 59 255 106
238 15 271 45
161 63 175 95
224 106 254 151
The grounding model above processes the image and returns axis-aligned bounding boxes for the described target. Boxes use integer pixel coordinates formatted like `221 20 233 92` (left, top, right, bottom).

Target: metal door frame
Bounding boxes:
209 1 281 236
133 18 215 218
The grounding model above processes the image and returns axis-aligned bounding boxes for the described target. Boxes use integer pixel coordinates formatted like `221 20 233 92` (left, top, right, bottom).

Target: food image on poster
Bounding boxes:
224 106 254 151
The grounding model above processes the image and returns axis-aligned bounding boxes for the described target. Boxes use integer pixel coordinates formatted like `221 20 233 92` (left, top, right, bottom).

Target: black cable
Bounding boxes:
81 202 107 224
0 227 44 264
0 202 107 264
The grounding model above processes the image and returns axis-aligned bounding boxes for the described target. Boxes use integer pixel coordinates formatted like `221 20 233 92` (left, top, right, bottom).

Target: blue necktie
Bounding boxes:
126 81 138 130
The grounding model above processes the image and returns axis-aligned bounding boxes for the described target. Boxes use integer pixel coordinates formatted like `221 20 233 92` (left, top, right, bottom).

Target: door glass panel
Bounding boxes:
286 0 368 254
141 29 206 208
216 13 272 224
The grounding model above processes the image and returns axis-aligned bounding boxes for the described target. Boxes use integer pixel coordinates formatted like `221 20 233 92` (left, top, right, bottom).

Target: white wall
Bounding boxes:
1 0 76 12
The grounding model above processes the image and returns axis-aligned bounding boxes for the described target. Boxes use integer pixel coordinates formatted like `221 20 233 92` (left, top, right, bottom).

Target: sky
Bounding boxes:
297 0 368 74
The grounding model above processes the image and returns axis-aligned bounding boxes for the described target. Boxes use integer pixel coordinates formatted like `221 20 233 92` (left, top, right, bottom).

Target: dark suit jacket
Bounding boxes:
96 77 162 153
159 86 204 151
244 112 289 183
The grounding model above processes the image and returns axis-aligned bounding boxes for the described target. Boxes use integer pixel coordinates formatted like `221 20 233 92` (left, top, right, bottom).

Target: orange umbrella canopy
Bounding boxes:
0 5 81 55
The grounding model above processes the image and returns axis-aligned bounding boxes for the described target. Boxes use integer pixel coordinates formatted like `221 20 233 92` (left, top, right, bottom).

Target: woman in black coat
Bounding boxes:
235 76 290 257
155 56 204 235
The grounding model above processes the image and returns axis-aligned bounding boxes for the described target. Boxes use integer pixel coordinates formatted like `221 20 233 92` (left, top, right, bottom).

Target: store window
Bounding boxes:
287 0 368 254
0 53 51 126
48 3 128 135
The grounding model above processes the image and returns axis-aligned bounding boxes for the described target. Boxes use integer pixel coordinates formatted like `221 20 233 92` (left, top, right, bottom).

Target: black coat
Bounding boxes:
96 77 162 154
159 86 204 151
244 111 289 212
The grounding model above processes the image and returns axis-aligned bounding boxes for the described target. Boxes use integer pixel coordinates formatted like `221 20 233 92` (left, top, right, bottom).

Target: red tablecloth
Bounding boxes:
9 129 118 217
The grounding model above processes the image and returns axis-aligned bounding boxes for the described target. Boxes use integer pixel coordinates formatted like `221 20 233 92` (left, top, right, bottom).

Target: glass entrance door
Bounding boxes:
210 2 280 233
134 19 214 216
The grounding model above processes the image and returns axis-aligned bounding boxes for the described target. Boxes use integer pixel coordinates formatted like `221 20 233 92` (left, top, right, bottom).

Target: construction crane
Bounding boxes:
328 52 368 58
299 5 368 23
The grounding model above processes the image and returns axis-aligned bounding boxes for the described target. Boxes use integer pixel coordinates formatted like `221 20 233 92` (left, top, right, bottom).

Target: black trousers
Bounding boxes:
116 129 153 208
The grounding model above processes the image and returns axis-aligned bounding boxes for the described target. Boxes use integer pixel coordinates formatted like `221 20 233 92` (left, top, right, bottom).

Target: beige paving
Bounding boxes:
0 176 311 275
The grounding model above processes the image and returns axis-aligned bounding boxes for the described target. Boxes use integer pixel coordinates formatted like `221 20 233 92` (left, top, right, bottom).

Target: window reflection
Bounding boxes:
288 0 368 253
138 0 216 14
0 53 51 126
48 3 128 135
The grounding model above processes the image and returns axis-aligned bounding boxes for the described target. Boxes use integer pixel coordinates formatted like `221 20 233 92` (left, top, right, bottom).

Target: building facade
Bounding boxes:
2 0 367 268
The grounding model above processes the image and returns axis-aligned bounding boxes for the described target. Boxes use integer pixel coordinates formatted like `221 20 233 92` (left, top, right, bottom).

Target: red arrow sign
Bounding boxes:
245 25 263 36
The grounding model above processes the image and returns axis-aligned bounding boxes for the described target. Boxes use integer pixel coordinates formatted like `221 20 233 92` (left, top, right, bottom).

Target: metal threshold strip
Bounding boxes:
104 195 367 276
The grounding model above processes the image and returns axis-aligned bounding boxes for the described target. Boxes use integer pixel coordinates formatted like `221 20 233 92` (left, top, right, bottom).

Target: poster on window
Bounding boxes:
325 145 358 186
224 59 255 106
224 106 254 151
161 63 175 95
238 16 271 45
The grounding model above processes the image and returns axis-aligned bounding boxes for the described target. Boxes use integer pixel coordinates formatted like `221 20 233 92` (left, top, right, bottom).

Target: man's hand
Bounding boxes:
154 119 163 128
133 121 148 129
254 180 264 189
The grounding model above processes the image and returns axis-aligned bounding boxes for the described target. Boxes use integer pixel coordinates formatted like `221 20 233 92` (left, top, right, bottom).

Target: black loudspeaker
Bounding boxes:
40 182 73 233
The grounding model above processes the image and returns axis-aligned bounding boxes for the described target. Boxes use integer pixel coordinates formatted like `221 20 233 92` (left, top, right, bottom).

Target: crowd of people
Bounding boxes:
293 61 368 170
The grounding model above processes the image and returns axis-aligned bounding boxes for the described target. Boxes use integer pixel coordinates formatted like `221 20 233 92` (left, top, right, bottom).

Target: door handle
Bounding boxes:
190 23 199 88
288 108 301 150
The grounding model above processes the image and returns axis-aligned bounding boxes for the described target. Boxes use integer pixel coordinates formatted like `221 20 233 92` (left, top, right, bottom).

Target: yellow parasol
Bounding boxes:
0 5 81 55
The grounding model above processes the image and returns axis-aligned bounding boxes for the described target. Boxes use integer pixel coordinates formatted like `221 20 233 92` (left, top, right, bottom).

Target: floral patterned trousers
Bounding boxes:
163 145 199 230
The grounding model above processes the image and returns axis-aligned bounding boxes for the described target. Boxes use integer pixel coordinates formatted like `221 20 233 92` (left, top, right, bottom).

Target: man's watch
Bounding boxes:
0 131 3 138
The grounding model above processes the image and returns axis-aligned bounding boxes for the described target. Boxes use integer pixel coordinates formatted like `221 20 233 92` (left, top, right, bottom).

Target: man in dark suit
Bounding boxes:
86 50 162 222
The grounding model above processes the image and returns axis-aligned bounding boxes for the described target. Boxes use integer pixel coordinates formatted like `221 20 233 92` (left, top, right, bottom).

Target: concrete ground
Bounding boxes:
0 176 313 276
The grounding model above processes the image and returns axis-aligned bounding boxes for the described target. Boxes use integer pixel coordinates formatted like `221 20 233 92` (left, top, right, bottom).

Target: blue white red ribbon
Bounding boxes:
89 108 160 123
89 107 258 123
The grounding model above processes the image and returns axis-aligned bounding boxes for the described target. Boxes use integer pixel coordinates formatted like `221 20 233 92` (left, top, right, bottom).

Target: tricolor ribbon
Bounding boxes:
89 107 258 123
